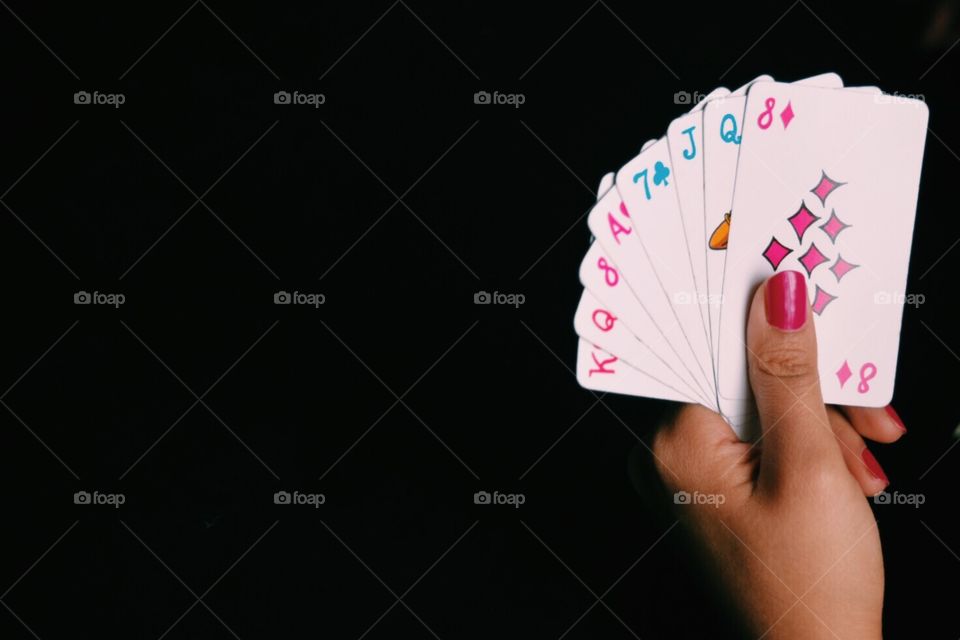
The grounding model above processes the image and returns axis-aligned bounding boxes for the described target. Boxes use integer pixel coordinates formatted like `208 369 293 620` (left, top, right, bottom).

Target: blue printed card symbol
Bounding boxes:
653 161 670 187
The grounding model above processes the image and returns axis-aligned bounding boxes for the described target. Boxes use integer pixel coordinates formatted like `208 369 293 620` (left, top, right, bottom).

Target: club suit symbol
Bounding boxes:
709 212 731 250
652 161 670 186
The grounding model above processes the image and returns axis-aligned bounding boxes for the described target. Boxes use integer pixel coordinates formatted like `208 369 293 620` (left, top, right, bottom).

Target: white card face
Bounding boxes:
580 172 710 407
578 339 685 398
702 74 845 398
717 82 928 410
579 242 713 407
732 75 774 96
703 94 750 380
585 189 715 404
688 87 730 112
666 104 714 373
597 172 616 198
573 290 695 403
611 139 716 400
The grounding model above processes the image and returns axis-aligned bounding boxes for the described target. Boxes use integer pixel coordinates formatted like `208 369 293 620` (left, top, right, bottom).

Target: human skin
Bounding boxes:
647 270 906 639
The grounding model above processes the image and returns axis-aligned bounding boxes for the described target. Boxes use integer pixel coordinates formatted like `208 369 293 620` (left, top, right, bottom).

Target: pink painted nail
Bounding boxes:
861 447 889 485
885 405 907 433
765 271 807 331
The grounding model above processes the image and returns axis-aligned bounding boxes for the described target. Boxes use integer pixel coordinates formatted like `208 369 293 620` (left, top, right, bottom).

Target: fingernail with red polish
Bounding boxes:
765 271 807 331
861 447 889 485
885 405 907 433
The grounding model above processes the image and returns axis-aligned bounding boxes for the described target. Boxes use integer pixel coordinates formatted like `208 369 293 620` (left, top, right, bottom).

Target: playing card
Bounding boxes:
587 183 716 404
597 171 615 198
612 139 717 400
573 289 696 403
665 87 732 389
702 74 844 408
578 172 712 406
577 339 689 399
717 82 928 417
573 73 929 441
687 87 732 113
578 241 714 406
713 85 898 431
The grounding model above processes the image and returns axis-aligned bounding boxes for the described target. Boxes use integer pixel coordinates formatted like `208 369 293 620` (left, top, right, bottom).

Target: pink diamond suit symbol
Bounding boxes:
820 209 851 243
810 171 845 207
780 101 795 129
798 243 829 276
787 202 819 243
830 255 859 282
812 285 837 315
836 360 852 388
762 237 793 270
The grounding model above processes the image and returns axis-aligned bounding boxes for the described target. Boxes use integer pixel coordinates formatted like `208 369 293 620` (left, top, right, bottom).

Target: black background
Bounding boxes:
1 1 958 638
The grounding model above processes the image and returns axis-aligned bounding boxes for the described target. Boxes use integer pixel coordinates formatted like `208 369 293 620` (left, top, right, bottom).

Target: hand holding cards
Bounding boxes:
573 75 928 438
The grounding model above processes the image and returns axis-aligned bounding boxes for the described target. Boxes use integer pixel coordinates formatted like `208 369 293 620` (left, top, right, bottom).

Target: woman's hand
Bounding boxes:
647 271 906 639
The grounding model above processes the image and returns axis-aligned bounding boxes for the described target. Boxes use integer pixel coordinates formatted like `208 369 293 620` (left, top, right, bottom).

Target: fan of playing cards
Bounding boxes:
573 74 929 437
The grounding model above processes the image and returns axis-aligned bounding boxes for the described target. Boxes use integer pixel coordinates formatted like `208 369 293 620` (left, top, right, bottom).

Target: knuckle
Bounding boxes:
751 341 816 381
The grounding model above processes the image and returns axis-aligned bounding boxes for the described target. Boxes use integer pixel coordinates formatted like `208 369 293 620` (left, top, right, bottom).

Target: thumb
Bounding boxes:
746 270 844 494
